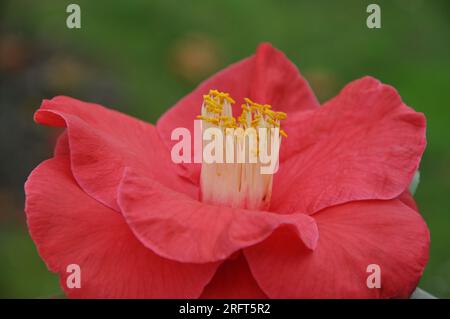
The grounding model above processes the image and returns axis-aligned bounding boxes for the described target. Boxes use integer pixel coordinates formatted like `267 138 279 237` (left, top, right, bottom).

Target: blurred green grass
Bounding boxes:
1 0 449 297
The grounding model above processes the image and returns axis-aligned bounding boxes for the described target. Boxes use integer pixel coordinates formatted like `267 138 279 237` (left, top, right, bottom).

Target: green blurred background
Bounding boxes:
0 0 449 298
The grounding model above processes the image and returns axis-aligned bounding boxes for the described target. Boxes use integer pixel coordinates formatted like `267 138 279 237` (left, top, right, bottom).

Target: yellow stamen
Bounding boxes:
209 89 235 104
275 111 287 120
244 97 254 105
198 91 288 138
199 92 288 211
266 118 280 127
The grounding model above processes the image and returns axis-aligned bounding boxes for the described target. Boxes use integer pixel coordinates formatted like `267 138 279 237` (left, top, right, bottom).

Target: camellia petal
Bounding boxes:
244 199 430 298
271 76 426 215
25 156 218 298
118 167 319 263
34 96 197 212
157 43 319 183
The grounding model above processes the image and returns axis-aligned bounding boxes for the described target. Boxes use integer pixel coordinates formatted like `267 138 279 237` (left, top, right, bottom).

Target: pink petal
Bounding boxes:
118 168 318 263
271 77 426 214
245 199 429 298
34 96 197 212
200 253 267 299
157 43 319 183
25 156 218 298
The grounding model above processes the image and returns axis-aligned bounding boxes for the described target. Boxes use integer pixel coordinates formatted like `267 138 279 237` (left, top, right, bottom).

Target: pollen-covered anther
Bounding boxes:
197 90 287 210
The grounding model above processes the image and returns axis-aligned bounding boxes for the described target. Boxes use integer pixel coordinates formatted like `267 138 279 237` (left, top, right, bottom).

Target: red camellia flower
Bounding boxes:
25 43 429 298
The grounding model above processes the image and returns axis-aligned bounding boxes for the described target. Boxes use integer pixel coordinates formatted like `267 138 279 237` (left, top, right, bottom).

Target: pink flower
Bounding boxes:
25 43 429 298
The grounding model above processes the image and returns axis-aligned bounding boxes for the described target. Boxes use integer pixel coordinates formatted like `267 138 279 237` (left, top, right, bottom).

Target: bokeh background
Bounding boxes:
1 0 449 298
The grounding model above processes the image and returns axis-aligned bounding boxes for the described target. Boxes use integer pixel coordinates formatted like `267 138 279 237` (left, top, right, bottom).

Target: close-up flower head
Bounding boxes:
24 43 429 299
1 0 449 308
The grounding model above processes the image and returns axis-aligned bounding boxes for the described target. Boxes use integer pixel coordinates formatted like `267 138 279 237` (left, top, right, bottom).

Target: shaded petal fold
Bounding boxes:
200 253 267 299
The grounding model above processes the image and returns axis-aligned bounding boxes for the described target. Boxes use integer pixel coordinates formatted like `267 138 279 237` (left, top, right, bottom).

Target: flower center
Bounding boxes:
197 90 287 210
